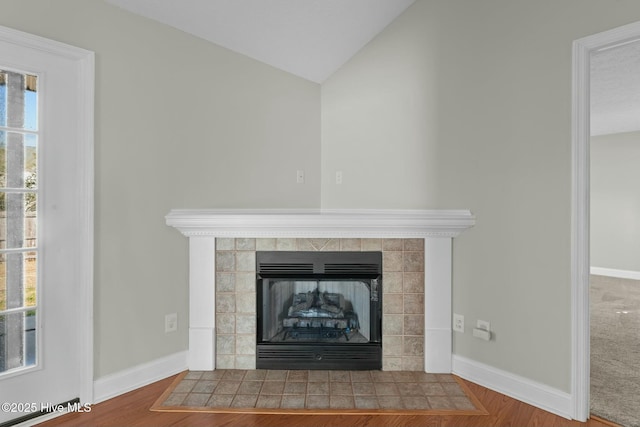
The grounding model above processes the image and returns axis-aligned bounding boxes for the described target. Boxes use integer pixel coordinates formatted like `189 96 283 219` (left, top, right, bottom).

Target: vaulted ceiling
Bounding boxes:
104 0 640 136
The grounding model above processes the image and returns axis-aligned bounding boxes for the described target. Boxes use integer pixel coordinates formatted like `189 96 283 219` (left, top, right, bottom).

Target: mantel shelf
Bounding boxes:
166 209 475 238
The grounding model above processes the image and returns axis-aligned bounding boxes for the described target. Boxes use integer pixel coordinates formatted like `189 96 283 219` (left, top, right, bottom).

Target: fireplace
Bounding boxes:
256 251 382 370
165 209 475 373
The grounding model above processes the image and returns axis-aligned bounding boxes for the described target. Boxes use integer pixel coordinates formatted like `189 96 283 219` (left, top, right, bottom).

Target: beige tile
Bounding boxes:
404 315 424 336
403 251 424 272
374 382 399 396
382 314 403 335
184 371 204 380
402 336 424 357
392 371 418 382
281 395 306 408
383 272 403 293
452 396 476 410
183 393 210 406
236 335 255 355
354 396 379 409
216 335 235 355
443 382 467 397
306 395 329 409
287 370 308 382
173 379 197 393
235 314 256 334
283 381 307 394
222 370 247 381
427 396 452 409
244 370 267 381
383 357 402 371
231 394 258 408
397 382 424 396
340 238 362 251
361 238 382 251
256 394 281 408
235 273 254 292
330 382 353 395
382 239 403 251
235 238 255 251
383 294 403 314
236 292 256 314
383 252 403 272
404 293 424 314
403 239 424 251
330 395 354 409
216 313 235 334
350 371 373 382
319 239 340 251
206 394 233 407
216 294 235 313
216 238 235 250
402 396 429 410
276 238 296 250
237 381 262 395
216 273 235 292
308 370 329 382
260 381 285 394
295 239 316 251
383 336 403 356
256 238 276 251
235 356 256 370
215 355 234 369
421 382 446 396
192 380 218 394
216 251 235 272
265 370 288 381
307 238 331 250
402 357 425 371
377 396 404 409
307 382 329 395
403 272 424 293
329 371 350 382
235 252 255 272
162 392 186 406
352 382 375 396
214 380 241 394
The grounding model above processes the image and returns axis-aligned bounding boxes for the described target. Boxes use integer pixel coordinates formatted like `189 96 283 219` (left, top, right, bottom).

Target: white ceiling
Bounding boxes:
591 40 640 136
104 0 415 83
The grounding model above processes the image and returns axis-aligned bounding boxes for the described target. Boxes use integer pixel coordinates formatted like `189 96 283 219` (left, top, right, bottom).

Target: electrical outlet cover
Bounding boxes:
453 313 464 333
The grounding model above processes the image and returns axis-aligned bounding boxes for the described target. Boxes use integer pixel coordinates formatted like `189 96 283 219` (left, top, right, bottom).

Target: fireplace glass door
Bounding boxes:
260 278 377 344
256 251 382 370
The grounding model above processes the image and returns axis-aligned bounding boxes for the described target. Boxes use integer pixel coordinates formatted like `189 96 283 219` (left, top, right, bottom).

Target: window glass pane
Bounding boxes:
0 72 6 127
0 310 37 373
0 192 37 250
0 131 36 189
24 83 37 131
24 251 36 308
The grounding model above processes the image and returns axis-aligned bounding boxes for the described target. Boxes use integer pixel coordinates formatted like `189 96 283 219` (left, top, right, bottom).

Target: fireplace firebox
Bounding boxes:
256 251 382 370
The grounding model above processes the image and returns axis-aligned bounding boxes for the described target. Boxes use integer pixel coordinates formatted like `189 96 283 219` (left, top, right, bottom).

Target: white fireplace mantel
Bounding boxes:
166 209 475 373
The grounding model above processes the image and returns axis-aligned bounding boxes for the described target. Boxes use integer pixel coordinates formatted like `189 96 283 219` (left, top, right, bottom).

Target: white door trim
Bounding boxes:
0 25 94 404
571 20 640 421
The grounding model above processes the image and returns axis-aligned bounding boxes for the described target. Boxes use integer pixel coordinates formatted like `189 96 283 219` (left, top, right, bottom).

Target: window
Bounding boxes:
0 70 38 374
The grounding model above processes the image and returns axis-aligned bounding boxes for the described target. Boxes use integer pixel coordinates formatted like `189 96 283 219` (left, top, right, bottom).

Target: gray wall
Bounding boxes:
321 0 640 392
591 131 640 273
0 0 321 378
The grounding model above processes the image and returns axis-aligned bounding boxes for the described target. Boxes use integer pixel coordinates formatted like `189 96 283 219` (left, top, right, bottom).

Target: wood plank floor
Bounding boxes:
35 374 615 427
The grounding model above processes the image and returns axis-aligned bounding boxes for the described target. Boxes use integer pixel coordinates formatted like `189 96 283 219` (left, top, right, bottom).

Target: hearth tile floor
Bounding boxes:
151 369 486 414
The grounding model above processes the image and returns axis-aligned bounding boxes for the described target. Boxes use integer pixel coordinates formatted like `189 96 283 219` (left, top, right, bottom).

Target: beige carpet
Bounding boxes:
591 275 640 427
151 369 487 415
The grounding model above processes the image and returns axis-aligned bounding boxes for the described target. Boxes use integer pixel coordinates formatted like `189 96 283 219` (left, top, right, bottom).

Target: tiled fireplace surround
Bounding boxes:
166 209 475 374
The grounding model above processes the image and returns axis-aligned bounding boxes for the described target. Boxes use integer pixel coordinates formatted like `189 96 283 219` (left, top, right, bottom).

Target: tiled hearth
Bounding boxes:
215 237 426 371
166 209 475 374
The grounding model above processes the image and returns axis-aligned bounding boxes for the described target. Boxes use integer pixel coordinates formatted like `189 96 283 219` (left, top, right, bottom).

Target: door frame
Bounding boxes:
571 20 640 421
0 25 94 403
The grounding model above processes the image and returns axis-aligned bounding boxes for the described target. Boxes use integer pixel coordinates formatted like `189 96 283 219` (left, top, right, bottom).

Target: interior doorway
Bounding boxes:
572 20 640 423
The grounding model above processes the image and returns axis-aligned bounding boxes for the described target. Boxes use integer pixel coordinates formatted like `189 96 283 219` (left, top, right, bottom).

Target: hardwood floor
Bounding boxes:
36 374 614 427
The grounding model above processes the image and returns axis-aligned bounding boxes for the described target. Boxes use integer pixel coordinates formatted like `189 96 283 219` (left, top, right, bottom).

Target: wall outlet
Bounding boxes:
165 313 178 333
335 171 343 184
453 313 464 333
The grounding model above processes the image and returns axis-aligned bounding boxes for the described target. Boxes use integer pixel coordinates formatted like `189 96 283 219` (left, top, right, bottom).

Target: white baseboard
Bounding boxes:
93 351 188 404
590 266 640 281
452 354 573 420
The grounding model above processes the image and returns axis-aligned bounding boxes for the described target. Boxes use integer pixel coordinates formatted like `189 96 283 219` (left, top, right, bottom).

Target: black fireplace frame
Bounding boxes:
256 251 383 370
